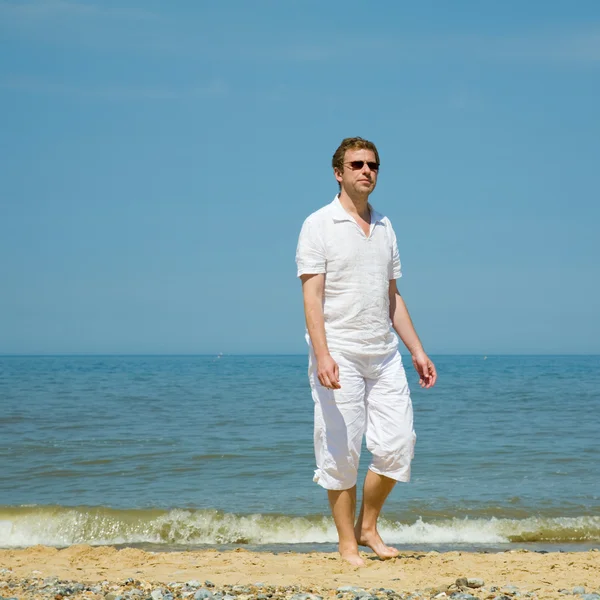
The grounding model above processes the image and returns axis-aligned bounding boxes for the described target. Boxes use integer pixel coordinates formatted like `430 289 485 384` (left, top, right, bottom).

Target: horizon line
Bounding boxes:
1 353 599 358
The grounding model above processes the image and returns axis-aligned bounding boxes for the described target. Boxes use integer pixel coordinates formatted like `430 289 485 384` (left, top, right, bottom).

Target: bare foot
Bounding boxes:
355 529 399 560
340 550 366 567
339 542 366 567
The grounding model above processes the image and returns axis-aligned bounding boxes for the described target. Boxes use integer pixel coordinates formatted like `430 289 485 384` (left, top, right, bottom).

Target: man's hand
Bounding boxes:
411 351 437 389
316 354 341 389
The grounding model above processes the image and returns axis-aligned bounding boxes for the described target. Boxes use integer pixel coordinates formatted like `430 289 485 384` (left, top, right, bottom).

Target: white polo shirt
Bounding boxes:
296 195 402 357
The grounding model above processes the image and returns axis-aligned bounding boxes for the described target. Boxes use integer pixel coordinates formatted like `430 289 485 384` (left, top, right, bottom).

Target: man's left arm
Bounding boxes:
389 279 437 388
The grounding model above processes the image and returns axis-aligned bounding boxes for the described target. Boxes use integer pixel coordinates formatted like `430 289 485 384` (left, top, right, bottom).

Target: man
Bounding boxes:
295 137 437 566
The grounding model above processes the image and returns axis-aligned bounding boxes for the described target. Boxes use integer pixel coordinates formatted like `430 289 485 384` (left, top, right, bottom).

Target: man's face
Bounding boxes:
334 148 378 196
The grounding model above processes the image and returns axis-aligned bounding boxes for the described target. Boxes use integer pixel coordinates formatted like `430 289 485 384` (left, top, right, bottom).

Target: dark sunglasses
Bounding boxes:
345 160 380 171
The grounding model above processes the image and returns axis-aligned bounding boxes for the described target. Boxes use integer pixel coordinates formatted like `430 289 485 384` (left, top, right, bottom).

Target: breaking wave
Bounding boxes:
1 505 599 548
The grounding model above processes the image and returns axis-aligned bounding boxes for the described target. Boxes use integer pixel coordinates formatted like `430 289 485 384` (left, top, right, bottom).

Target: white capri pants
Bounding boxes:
309 348 416 490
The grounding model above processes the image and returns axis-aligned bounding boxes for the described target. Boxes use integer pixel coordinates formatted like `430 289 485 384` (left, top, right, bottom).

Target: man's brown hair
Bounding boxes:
331 137 380 174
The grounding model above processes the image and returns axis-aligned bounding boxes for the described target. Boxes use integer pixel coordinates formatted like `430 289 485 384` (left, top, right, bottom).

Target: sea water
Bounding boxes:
0 354 599 551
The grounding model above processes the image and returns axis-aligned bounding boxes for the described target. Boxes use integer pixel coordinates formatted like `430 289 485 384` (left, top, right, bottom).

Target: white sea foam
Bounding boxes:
379 517 507 544
0 506 599 548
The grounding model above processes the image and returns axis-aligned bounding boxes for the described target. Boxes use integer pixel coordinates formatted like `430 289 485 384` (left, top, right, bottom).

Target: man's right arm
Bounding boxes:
300 273 340 389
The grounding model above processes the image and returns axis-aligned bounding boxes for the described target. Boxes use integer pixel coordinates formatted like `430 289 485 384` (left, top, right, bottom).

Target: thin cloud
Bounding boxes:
0 0 158 22
276 27 600 66
1 4 598 67
493 28 600 63
0 76 228 101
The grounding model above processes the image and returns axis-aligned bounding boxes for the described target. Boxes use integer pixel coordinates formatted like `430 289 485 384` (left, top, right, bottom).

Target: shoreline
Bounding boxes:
1 545 599 600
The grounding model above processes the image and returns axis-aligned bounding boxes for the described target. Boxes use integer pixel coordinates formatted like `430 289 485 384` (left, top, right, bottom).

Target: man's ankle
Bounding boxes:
356 523 377 535
339 538 359 553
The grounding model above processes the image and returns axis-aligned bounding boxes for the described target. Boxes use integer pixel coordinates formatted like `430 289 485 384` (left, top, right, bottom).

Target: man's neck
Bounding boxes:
338 190 370 221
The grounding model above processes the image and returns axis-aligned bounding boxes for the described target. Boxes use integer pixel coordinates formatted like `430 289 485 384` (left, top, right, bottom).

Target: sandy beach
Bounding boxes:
1 546 599 599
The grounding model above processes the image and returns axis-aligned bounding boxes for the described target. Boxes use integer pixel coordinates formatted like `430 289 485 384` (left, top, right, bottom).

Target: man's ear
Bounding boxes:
334 168 343 184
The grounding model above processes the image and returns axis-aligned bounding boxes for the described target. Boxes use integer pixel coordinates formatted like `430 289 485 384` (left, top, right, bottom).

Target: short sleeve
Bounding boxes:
296 217 326 277
389 223 402 280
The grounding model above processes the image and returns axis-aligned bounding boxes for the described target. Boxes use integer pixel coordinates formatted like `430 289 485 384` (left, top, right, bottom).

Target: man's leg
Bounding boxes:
309 351 366 565
328 486 364 566
354 471 399 558
357 350 415 559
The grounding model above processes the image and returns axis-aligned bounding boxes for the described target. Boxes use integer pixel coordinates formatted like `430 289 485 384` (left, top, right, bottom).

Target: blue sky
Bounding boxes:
1 0 599 355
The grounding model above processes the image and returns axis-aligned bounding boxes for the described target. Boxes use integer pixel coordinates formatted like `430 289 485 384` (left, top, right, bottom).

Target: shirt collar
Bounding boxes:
330 195 385 225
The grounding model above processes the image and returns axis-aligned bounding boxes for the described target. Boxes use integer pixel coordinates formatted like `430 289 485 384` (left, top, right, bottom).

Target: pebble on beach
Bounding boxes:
1 570 600 600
